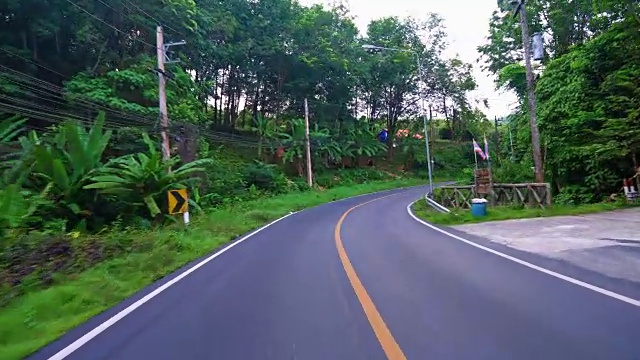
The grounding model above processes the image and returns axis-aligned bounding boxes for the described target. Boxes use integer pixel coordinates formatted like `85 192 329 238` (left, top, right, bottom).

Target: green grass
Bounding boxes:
412 198 640 226
0 176 433 360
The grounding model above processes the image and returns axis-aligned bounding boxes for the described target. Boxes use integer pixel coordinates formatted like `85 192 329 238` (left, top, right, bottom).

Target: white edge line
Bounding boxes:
48 211 298 360
406 200 640 308
48 184 426 359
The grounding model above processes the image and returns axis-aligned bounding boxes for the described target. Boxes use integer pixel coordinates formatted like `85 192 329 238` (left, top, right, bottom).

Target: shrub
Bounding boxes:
242 161 288 193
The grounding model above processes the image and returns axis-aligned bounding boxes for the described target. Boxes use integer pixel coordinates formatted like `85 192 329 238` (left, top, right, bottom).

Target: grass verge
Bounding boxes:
412 198 640 226
0 176 432 360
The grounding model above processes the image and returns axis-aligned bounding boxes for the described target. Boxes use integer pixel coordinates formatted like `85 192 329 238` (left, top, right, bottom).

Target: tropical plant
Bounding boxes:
400 136 428 168
0 115 26 144
0 115 27 183
11 114 113 222
334 140 356 168
349 127 387 158
251 115 276 159
279 119 307 175
0 184 52 239
84 133 212 218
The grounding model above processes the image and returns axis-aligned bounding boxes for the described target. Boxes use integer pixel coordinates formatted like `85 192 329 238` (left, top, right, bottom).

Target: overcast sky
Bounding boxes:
298 0 519 119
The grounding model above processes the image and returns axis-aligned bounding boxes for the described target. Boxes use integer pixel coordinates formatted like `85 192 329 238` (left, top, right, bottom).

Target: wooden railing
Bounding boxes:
433 183 552 209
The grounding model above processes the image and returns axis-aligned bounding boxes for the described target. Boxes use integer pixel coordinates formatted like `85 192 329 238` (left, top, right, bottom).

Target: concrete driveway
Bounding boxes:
452 208 640 284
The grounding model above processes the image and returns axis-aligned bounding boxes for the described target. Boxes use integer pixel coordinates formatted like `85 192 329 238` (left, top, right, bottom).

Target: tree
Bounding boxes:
479 0 640 202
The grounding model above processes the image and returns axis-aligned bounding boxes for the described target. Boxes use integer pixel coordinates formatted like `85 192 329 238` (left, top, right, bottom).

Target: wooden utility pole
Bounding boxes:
518 1 544 182
304 98 313 187
157 26 171 162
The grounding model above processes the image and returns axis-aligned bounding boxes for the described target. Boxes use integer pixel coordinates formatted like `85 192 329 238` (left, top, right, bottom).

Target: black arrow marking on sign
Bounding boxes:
171 190 186 212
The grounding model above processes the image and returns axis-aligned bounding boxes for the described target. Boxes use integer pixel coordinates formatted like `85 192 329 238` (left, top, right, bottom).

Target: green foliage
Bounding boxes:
0 115 26 144
492 158 535 184
431 141 475 174
497 64 527 99
84 133 211 218
315 168 392 189
17 114 112 224
536 18 640 200
0 185 49 239
64 58 205 123
0 115 27 181
413 195 638 226
242 161 288 194
478 2 640 202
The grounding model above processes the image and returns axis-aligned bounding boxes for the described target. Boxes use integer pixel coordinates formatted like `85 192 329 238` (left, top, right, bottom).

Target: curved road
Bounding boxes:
33 186 640 360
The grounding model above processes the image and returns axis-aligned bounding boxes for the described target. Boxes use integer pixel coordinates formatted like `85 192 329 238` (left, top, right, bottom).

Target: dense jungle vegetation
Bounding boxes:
480 0 640 203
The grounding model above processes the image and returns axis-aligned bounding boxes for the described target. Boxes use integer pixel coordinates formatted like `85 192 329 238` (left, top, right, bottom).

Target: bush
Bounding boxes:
315 168 392 189
431 141 475 177
242 161 288 193
492 158 535 184
554 185 599 205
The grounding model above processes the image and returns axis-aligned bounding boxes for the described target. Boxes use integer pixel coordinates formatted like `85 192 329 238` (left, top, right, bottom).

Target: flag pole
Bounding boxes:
474 148 478 171
484 133 491 172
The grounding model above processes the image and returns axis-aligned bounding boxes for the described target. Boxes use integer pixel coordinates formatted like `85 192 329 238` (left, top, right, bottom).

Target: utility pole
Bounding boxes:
416 55 434 197
155 26 186 162
304 98 313 187
508 118 515 161
494 116 501 162
428 104 434 142
517 1 544 182
156 26 171 162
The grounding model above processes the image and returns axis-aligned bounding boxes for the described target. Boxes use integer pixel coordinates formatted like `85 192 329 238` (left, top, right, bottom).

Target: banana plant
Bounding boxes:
279 119 335 175
0 115 26 143
2 131 41 186
348 127 387 158
84 133 212 218
316 138 343 166
0 115 27 184
251 115 276 159
24 113 112 216
279 119 307 175
336 140 356 168
0 183 53 238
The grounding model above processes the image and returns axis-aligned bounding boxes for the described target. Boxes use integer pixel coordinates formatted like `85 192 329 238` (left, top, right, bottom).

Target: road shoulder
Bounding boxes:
407 201 640 306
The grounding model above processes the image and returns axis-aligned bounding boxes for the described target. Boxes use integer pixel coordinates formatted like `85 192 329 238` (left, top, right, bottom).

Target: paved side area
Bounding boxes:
452 208 640 283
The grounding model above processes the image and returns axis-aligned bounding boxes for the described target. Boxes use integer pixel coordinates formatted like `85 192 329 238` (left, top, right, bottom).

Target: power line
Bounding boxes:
121 0 186 38
0 99 264 150
0 66 157 126
95 0 157 34
0 69 267 148
0 48 66 78
65 0 157 51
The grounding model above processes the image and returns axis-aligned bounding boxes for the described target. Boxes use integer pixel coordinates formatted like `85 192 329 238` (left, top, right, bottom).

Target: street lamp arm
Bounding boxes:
362 44 416 54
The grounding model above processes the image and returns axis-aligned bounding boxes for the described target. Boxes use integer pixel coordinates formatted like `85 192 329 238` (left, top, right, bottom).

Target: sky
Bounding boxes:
298 0 519 119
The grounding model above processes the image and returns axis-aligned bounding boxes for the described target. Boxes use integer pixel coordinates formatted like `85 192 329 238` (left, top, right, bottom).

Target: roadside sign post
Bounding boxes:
168 189 189 225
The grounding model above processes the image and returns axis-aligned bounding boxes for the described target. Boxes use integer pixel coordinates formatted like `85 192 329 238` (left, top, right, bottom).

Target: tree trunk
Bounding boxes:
225 67 233 128
213 72 219 125
296 158 303 177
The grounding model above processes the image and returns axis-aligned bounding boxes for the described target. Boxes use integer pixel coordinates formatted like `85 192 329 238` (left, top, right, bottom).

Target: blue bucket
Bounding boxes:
471 198 488 217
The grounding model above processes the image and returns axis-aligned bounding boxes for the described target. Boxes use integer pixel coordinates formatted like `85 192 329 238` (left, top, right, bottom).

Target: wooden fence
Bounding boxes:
433 183 552 209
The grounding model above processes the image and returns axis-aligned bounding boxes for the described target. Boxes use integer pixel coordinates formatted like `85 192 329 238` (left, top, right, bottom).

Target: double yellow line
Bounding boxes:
334 195 406 359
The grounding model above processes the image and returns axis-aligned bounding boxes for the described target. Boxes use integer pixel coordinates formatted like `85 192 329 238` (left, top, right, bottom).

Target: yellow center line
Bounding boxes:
334 194 407 360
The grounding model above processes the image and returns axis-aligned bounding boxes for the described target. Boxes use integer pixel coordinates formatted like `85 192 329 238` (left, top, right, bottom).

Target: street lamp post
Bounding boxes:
362 44 434 196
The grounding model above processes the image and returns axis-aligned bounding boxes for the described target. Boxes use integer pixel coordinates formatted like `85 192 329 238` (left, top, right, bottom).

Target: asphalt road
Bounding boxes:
33 186 640 360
